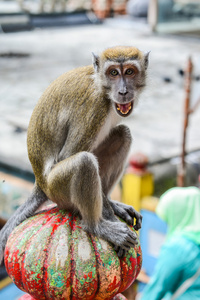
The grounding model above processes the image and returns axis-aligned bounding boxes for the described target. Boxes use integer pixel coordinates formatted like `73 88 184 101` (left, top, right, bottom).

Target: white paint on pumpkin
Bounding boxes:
78 232 91 261
55 228 69 269
99 239 108 251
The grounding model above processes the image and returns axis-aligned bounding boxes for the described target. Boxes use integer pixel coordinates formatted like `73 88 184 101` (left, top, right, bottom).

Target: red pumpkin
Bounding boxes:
5 207 142 300
19 292 128 300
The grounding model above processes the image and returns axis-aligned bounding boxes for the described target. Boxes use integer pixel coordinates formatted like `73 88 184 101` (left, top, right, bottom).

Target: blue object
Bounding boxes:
139 209 167 291
0 282 25 300
140 209 167 275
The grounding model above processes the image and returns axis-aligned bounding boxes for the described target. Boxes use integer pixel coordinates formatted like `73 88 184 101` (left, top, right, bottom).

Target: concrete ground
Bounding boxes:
0 15 200 175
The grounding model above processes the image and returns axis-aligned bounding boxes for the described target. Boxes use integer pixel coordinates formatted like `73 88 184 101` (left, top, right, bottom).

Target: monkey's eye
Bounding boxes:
110 69 119 76
125 68 135 76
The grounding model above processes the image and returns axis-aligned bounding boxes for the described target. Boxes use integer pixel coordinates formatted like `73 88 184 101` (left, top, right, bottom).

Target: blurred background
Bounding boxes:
0 0 200 299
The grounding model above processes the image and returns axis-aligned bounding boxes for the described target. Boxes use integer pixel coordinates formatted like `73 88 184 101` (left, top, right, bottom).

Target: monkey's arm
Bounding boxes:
0 185 47 264
109 200 142 230
93 124 142 230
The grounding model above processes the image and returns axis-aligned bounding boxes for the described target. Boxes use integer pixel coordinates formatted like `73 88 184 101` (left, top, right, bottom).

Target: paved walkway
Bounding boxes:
0 17 200 173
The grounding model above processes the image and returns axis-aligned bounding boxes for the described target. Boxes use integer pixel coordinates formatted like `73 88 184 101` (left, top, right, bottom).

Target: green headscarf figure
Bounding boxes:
141 186 200 300
156 186 200 245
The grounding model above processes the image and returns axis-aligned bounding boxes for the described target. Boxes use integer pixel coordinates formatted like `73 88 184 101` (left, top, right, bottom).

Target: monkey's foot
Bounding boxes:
114 246 127 258
110 200 142 230
82 219 138 253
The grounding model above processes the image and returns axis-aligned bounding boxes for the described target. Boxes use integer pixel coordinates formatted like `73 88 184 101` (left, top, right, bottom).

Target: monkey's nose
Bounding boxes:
119 91 128 96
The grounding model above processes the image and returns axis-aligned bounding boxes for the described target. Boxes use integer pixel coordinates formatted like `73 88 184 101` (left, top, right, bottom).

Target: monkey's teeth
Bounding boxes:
116 103 132 115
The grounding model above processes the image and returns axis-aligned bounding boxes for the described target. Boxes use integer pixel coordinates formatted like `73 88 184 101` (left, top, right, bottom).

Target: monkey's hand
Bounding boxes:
109 200 142 231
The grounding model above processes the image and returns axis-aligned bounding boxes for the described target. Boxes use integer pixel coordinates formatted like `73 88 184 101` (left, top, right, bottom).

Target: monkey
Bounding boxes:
0 46 149 263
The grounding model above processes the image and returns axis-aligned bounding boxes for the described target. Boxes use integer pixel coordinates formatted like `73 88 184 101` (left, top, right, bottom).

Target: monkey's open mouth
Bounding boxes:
115 101 133 117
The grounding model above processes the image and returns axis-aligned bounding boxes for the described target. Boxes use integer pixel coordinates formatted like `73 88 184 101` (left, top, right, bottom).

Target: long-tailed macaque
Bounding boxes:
0 46 149 262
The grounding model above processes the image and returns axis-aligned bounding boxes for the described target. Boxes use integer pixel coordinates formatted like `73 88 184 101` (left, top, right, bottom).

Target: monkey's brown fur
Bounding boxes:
100 46 143 61
27 65 110 194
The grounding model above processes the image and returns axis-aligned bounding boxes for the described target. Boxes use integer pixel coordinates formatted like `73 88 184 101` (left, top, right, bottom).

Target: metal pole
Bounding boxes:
177 57 193 187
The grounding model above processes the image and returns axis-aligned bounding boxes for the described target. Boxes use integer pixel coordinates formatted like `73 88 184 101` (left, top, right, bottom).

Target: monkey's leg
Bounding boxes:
93 124 142 230
47 151 137 251
0 185 47 264
47 152 102 223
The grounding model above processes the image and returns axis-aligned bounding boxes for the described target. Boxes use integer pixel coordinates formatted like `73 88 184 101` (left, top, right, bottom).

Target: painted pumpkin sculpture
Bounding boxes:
5 206 142 300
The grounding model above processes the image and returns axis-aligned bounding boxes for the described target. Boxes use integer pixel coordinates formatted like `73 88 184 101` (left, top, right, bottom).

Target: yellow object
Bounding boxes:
141 196 159 212
122 172 154 211
0 276 12 290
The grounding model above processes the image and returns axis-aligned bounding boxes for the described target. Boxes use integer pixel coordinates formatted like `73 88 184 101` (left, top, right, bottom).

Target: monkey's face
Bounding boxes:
103 62 146 117
92 48 149 118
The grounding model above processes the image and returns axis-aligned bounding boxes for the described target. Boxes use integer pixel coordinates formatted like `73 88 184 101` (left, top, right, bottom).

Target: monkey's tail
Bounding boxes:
0 184 47 265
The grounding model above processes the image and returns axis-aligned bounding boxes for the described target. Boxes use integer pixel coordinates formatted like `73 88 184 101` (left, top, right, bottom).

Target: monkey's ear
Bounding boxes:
92 52 100 72
144 51 150 70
